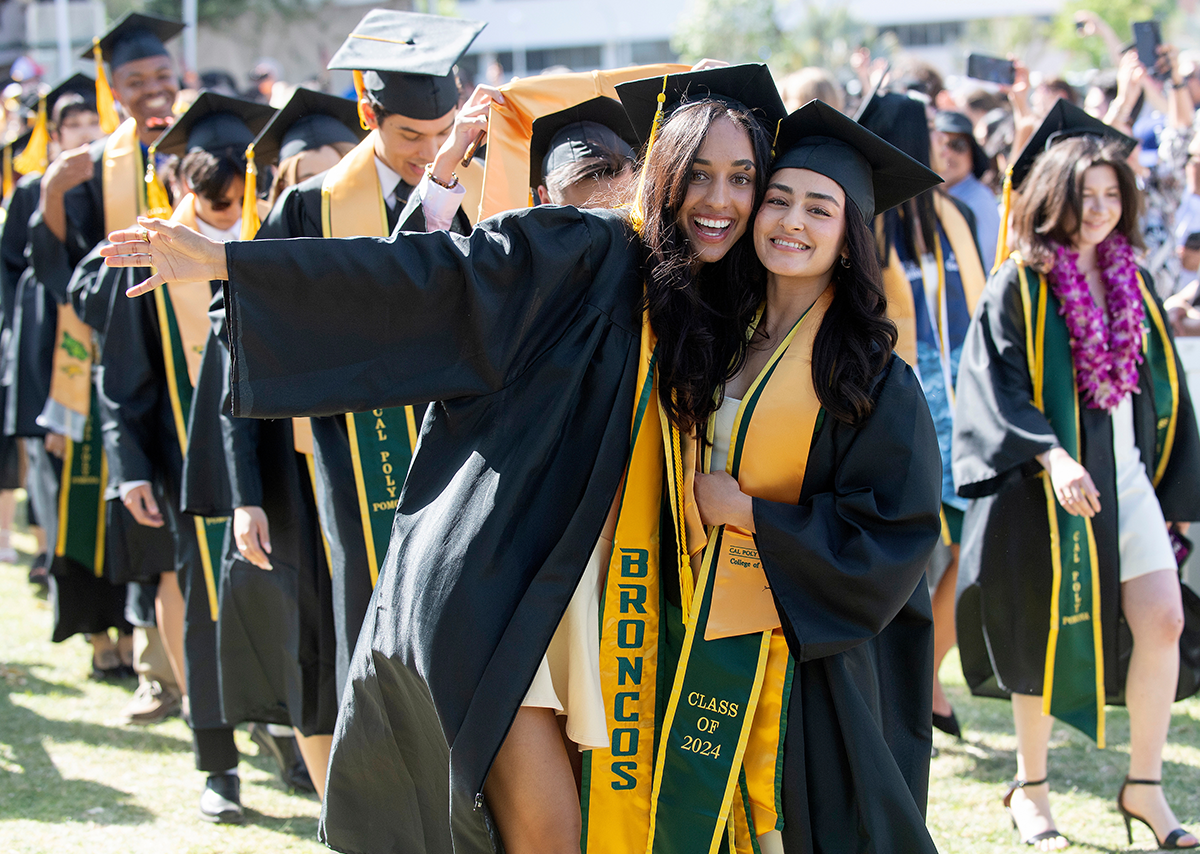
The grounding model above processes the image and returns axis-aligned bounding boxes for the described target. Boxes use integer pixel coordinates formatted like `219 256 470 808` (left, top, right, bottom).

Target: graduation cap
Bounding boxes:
615 63 787 145
152 91 275 158
21 73 95 117
1008 98 1136 191
250 87 365 167
327 10 485 121
12 75 94 176
529 97 638 192
84 13 182 133
772 99 942 223
932 110 988 179
84 12 183 69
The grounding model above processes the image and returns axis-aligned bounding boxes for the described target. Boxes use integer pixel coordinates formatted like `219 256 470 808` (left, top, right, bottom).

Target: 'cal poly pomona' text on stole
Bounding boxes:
1014 256 1179 748
582 288 832 854
320 132 419 584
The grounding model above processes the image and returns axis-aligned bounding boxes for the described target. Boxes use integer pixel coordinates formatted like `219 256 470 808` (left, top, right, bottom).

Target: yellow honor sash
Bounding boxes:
883 194 986 367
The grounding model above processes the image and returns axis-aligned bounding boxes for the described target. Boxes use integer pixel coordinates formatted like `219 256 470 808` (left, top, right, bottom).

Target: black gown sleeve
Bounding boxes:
28 141 106 305
223 206 631 418
753 355 943 661
94 262 164 486
951 259 1059 498
1 176 39 375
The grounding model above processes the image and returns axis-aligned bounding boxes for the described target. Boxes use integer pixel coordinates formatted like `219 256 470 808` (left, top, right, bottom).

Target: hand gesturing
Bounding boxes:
101 216 228 296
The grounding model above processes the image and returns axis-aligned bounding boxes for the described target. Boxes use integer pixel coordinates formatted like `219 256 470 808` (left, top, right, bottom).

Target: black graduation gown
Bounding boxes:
181 298 338 736
90 260 231 730
2 176 59 438
220 205 942 853
250 173 470 696
953 260 1200 701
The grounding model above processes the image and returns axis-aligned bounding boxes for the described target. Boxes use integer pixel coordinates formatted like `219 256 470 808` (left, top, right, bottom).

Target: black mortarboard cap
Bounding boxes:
84 12 184 70
22 73 95 115
615 63 787 145
251 87 365 167
933 110 988 178
153 91 275 158
327 10 485 121
529 97 638 191
1009 99 1137 190
772 99 942 223
5 129 32 159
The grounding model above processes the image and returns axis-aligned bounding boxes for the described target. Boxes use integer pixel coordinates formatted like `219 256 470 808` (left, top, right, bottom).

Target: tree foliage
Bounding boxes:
672 0 872 77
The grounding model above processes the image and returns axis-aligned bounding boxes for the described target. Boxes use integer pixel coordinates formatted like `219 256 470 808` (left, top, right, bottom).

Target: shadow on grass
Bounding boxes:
0 667 191 824
243 807 321 838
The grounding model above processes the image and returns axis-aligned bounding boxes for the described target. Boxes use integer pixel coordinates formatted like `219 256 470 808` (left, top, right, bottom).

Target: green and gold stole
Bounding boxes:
320 134 418 584
54 387 107 575
153 195 229 621
582 289 832 854
1016 256 1179 747
646 288 831 854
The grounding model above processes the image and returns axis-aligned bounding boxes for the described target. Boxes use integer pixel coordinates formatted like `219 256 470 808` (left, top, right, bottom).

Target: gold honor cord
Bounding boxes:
1138 274 1180 487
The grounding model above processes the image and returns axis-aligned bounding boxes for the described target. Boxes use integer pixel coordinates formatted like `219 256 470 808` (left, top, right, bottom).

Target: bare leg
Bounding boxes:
1008 693 1068 850
155 571 188 697
116 631 134 667
1119 569 1197 846
293 731 333 801
0 489 17 559
931 544 960 718
88 630 118 670
483 707 582 854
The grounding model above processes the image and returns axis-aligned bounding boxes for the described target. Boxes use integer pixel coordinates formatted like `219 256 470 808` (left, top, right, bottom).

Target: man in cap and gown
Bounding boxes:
91 91 275 822
180 87 366 799
527 96 638 209
29 13 184 723
0 74 136 663
249 10 488 704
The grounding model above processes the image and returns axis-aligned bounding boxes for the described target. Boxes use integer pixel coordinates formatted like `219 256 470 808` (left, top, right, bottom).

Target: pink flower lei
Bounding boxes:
1047 232 1144 411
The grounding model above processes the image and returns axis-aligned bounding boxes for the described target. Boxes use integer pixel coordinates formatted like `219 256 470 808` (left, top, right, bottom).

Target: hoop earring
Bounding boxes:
840 255 851 268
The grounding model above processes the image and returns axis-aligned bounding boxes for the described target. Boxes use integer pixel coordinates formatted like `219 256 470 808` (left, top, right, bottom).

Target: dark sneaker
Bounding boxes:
248 723 308 790
199 774 243 823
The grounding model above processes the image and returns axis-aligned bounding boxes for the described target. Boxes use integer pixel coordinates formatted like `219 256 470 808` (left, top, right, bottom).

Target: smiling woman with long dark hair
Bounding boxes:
953 106 1200 850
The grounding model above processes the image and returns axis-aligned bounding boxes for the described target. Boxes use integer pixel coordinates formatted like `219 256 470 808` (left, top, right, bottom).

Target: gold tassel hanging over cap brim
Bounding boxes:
629 74 669 235
353 70 370 131
993 164 1014 274
13 95 50 175
241 142 260 240
93 39 121 134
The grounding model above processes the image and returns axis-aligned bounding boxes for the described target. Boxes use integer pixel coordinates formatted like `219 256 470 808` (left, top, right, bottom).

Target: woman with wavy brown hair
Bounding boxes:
954 104 1200 850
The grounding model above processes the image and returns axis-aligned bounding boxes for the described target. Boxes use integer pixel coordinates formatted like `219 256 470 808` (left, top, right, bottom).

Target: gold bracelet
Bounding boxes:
426 166 459 190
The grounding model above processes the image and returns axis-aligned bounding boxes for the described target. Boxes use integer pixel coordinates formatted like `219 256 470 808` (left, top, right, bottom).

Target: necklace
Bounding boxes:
1047 233 1144 411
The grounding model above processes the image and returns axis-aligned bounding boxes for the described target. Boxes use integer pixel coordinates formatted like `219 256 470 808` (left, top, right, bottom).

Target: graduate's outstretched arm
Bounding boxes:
102 217 227 295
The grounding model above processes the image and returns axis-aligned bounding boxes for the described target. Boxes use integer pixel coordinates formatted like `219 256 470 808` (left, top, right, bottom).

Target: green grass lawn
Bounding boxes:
2 519 1199 853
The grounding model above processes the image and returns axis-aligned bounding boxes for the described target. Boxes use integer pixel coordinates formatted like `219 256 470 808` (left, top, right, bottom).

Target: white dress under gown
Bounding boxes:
1111 394 1177 581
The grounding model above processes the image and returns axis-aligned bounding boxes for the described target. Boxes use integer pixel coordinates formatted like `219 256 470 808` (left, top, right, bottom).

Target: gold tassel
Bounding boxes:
13 95 50 175
93 39 121 134
3 145 12 198
629 74 669 235
353 70 370 131
993 164 1013 274
241 143 260 240
143 145 172 219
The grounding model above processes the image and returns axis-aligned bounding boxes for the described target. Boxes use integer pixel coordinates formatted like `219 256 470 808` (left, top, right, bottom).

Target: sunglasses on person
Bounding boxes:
943 136 973 155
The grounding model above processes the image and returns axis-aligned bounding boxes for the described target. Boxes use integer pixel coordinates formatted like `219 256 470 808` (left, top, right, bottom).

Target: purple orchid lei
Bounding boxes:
1047 232 1144 411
